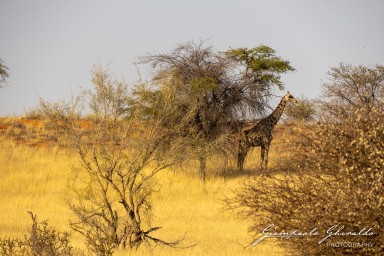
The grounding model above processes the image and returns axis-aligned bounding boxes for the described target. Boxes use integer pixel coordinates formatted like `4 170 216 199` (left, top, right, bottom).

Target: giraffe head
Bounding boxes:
284 91 298 104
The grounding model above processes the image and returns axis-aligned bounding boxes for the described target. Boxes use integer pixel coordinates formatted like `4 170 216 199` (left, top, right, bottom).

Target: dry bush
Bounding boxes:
226 63 384 255
0 212 76 256
321 63 384 120
227 105 384 256
284 96 317 123
23 106 45 120
41 66 185 255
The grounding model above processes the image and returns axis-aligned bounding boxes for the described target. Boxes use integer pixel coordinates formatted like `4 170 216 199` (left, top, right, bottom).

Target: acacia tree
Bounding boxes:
135 41 294 180
42 67 183 255
0 58 9 87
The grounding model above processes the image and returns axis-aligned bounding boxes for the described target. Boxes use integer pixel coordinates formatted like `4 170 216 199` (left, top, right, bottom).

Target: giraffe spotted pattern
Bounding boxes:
237 92 298 171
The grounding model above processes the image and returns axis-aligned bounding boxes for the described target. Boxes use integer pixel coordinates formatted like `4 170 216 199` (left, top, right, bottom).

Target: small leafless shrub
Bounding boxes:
0 212 76 256
284 96 317 123
23 106 45 120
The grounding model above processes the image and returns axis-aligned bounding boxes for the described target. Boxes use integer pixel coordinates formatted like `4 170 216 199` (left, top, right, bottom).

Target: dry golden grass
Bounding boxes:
0 141 73 237
0 119 294 255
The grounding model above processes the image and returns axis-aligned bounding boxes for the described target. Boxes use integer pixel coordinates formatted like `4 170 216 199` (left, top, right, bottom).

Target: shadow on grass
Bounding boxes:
211 167 266 179
210 165 299 180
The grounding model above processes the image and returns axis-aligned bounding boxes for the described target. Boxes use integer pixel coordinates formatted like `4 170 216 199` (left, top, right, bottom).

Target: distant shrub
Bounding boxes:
23 107 44 120
284 96 317 123
0 212 77 256
321 63 384 120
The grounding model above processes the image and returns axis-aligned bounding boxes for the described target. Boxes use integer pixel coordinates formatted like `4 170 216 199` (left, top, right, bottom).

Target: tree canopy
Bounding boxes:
135 41 294 135
130 41 295 179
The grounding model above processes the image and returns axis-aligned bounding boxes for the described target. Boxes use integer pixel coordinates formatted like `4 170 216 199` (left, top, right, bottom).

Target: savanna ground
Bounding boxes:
0 117 299 255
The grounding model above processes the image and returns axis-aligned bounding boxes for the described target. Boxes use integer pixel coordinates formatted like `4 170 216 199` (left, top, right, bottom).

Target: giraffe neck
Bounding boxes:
265 97 288 127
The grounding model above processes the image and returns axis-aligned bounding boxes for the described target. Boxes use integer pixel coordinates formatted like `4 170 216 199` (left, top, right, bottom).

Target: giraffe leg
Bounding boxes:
260 144 266 170
237 146 248 171
264 143 270 170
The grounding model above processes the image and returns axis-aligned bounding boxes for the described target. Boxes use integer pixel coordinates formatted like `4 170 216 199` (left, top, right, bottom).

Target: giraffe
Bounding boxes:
237 91 298 171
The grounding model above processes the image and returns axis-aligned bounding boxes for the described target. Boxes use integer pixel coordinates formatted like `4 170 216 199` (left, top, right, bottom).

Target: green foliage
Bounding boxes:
138 41 295 136
226 45 295 90
190 77 218 95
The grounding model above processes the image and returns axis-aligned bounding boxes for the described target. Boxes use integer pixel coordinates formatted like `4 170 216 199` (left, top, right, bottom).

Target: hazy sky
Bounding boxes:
1 0 383 116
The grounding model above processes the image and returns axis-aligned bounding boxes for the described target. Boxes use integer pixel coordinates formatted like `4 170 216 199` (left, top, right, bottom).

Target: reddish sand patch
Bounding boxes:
20 118 42 127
